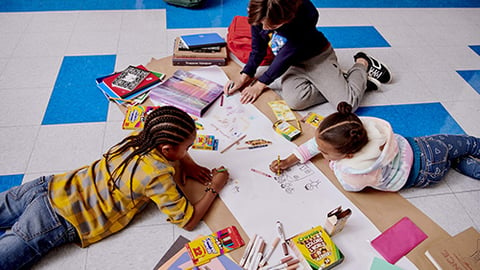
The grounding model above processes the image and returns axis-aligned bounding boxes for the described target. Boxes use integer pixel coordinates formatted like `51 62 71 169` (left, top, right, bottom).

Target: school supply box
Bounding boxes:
185 226 245 267
288 225 344 270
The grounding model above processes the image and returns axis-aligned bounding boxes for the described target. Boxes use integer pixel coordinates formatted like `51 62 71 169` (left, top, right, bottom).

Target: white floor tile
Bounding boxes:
442 99 480 136
85 224 174 269
103 120 133 153
0 126 40 174
66 31 120 55
27 123 106 173
74 11 123 32
455 190 480 231
32 244 88 270
0 13 32 33
407 193 475 235
25 12 78 33
13 32 71 57
0 56 62 89
0 32 21 58
0 87 51 126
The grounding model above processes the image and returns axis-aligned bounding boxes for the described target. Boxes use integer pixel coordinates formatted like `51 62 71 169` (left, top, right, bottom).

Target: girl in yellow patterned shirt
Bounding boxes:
0 106 229 269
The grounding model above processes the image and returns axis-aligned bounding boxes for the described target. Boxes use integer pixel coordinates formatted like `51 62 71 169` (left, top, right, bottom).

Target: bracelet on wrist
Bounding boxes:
205 187 217 194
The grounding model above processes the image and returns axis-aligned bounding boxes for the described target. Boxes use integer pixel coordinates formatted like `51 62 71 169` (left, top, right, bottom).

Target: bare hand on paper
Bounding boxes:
210 166 229 192
223 72 253 96
240 80 267 104
179 154 212 185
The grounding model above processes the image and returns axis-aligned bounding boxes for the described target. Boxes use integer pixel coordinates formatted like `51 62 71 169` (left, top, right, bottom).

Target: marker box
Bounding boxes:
185 226 245 267
273 120 301 141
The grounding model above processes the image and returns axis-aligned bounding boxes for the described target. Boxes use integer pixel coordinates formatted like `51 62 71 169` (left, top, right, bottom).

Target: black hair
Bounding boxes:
104 106 196 201
317 102 368 155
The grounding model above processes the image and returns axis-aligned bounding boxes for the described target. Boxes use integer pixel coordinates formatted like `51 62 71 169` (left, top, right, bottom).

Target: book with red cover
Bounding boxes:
102 65 161 98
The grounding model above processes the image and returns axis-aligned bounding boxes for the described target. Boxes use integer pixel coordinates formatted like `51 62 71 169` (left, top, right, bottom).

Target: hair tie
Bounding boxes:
319 121 361 136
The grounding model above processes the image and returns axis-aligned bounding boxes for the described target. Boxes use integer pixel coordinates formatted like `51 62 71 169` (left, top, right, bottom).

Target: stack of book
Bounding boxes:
173 32 228 66
96 65 165 106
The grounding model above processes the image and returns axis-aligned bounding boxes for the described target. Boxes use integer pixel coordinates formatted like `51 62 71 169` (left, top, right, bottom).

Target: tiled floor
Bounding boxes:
1 1 480 269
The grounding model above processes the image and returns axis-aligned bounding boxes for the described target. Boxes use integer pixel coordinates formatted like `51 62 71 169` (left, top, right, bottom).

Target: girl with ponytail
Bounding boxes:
270 102 480 192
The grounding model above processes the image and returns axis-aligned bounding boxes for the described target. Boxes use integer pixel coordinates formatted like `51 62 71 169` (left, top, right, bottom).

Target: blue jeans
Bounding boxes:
0 175 79 269
406 135 480 188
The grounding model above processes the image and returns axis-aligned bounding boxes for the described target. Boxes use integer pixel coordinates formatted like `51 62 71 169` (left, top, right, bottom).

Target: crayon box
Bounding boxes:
288 225 344 270
273 120 301 141
122 105 159 130
185 226 245 267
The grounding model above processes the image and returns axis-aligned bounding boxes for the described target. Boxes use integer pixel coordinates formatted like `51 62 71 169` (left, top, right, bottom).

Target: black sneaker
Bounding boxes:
366 77 381 91
354 52 392 84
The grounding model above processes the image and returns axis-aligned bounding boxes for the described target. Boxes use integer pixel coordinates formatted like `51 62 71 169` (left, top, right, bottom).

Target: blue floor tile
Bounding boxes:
319 26 390 48
457 70 480 95
0 0 167 12
469 45 480 56
355 103 465 137
42 55 115 125
0 174 23 192
2 0 479 12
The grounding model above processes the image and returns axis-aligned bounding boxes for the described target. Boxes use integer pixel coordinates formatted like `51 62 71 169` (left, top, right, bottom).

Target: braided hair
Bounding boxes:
104 106 196 198
317 102 368 155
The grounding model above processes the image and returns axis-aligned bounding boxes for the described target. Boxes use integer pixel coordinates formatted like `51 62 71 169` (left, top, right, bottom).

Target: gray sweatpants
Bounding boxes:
281 46 367 111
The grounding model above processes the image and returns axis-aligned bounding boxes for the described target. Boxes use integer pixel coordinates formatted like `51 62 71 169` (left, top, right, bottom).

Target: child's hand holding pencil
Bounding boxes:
269 154 301 175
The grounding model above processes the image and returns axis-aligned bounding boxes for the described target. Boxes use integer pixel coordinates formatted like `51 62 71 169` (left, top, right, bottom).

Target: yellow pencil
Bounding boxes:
277 155 281 176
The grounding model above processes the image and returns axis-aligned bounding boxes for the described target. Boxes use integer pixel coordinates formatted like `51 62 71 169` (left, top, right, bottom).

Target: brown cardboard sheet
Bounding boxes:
144 56 449 269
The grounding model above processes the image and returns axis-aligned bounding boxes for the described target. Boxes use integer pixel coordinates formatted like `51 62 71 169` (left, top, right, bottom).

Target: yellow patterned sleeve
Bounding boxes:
146 171 194 228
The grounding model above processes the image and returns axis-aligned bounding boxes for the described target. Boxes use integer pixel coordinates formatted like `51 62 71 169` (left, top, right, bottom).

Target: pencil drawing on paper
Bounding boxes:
210 104 251 139
274 163 321 193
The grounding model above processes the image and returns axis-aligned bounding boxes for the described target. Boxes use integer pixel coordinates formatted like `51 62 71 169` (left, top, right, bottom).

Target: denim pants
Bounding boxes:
0 175 79 269
406 135 480 188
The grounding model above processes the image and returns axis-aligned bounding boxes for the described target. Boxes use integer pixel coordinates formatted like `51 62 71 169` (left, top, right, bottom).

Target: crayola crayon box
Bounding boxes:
185 226 245 267
122 105 159 130
288 225 344 270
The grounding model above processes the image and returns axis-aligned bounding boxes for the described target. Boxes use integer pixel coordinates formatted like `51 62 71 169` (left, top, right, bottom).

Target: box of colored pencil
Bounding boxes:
185 226 245 267
192 134 218 150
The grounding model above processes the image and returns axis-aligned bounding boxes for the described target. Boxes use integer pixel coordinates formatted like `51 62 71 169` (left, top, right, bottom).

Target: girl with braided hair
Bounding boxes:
0 106 229 269
270 102 480 192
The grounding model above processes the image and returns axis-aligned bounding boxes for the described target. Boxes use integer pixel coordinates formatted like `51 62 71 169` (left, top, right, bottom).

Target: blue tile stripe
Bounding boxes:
0 0 167 12
1 174 23 236
0 174 23 192
457 70 480 95
42 55 115 125
319 26 390 49
355 103 465 137
2 0 479 12
469 45 480 56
